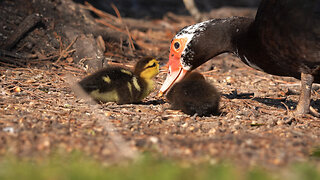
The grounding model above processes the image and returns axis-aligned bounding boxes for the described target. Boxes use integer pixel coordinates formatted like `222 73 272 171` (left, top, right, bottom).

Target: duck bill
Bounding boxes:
158 67 189 97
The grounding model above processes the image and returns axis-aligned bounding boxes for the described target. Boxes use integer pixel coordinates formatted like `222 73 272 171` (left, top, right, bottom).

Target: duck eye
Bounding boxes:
174 42 180 49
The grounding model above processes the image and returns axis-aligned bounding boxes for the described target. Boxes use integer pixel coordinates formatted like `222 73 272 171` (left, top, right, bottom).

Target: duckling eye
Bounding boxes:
174 42 180 50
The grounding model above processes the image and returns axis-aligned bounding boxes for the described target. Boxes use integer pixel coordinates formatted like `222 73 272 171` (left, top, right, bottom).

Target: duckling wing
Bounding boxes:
78 67 123 93
105 68 143 103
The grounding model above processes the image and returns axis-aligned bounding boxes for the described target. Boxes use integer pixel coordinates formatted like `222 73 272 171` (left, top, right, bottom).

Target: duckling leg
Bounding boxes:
295 72 319 117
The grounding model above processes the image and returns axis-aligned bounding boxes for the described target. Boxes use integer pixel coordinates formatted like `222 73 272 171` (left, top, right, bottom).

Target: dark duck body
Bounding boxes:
166 72 220 116
79 57 159 104
159 0 320 116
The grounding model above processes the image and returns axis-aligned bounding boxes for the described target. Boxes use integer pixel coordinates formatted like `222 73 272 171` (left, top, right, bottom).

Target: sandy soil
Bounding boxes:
1 52 320 168
1 0 320 169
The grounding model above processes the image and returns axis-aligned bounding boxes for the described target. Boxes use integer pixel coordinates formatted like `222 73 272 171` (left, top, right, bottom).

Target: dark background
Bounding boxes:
74 0 260 19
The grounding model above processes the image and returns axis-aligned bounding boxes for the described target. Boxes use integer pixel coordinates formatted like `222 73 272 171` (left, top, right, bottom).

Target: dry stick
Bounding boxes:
104 52 126 58
182 0 205 22
84 1 166 32
85 0 148 46
281 102 291 115
95 19 126 33
111 3 136 52
125 26 135 52
309 106 320 117
0 49 37 59
4 13 42 50
310 88 320 117
107 61 134 68
83 1 117 21
0 57 26 67
65 74 138 160
55 32 63 54
202 69 219 74
55 36 78 63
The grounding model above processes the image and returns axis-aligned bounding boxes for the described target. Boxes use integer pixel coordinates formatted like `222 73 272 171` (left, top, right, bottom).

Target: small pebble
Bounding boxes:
181 123 189 128
3 127 15 133
149 136 159 144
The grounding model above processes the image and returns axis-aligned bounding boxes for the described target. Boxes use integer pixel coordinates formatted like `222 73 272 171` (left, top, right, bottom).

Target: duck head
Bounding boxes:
159 18 241 96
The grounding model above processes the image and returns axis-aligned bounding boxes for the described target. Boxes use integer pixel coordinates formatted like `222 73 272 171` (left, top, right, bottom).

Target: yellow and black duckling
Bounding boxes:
166 72 220 116
78 56 159 104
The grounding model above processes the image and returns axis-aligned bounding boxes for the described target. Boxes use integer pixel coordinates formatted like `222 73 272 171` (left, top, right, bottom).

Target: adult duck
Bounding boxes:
159 0 320 116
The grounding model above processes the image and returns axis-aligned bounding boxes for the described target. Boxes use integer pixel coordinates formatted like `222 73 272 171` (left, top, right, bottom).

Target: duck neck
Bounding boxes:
229 17 272 72
223 17 267 72
226 17 255 53
189 17 255 69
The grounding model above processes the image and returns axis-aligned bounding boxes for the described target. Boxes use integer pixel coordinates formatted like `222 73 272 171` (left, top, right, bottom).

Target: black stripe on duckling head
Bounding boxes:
166 72 220 116
134 56 159 74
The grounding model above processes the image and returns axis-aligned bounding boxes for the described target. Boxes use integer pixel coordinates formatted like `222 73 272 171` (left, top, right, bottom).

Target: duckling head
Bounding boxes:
134 56 160 80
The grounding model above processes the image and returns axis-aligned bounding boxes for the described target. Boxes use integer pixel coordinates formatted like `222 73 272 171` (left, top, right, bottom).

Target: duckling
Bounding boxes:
78 56 159 104
166 72 220 116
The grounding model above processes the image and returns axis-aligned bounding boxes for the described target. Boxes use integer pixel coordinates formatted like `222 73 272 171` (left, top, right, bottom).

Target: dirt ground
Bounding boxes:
1 0 320 169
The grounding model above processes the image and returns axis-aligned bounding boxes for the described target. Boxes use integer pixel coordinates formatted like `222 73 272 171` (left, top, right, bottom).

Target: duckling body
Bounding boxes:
166 72 220 116
79 57 159 104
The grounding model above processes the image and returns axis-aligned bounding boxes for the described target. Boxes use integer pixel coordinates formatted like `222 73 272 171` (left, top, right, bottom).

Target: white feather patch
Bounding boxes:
174 20 216 70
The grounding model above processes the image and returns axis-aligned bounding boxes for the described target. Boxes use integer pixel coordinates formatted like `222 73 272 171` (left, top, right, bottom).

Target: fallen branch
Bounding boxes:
3 13 42 50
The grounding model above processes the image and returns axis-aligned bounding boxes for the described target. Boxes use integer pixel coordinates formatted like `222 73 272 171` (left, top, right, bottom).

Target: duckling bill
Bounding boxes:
166 72 220 116
78 56 159 104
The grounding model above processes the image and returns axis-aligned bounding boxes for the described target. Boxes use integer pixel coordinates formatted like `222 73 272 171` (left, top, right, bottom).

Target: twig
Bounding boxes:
83 1 117 21
0 49 37 59
310 106 320 117
182 0 205 22
110 4 123 24
111 3 135 52
107 61 133 68
95 19 126 33
55 36 78 63
104 52 125 58
252 74 299 85
202 69 219 74
0 57 26 67
281 102 290 115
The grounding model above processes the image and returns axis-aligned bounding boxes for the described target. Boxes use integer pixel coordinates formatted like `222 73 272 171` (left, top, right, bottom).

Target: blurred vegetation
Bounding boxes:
0 151 320 180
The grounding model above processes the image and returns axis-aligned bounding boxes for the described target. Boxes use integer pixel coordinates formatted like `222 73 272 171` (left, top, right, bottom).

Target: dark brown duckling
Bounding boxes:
166 72 220 116
78 56 159 104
